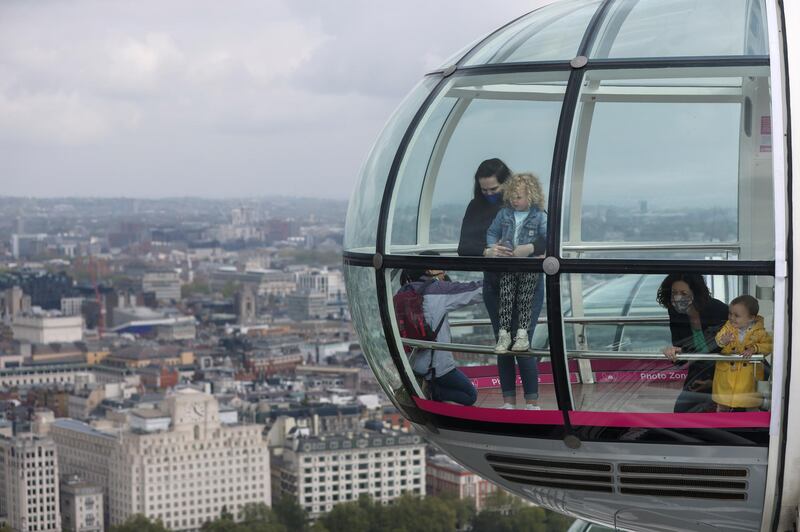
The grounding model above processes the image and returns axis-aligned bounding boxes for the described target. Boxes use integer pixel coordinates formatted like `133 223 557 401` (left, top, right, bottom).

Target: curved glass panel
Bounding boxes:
463 0 599 66
561 67 774 260
590 0 767 59
590 0 768 59
387 71 568 253
343 265 406 404
388 266 554 412
562 272 774 417
344 77 438 252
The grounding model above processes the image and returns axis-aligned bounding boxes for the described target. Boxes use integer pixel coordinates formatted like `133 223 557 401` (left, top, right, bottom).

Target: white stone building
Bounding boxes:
0 434 60 532
60 475 103 532
12 315 83 344
273 429 426 519
295 267 345 303
49 389 270 531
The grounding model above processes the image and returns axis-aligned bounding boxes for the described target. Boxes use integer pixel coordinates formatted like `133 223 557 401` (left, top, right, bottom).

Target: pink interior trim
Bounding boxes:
569 411 770 428
412 397 564 424
412 398 769 428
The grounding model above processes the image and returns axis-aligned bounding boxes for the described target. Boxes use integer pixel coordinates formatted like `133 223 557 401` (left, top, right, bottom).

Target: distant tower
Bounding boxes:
236 286 257 325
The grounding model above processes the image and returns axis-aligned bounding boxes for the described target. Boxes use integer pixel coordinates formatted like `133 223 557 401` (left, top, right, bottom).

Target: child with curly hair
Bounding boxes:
486 173 547 353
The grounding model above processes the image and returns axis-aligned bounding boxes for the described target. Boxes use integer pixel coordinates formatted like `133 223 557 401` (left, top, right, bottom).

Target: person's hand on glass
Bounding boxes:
663 345 682 363
485 243 513 257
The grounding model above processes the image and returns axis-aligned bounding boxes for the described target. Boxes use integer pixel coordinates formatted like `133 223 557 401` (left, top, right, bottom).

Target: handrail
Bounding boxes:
401 338 767 362
561 242 741 252
383 241 741 255
449 315 669 327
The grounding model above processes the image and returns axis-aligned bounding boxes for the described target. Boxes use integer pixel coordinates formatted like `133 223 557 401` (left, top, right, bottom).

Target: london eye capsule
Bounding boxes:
343 1 798 530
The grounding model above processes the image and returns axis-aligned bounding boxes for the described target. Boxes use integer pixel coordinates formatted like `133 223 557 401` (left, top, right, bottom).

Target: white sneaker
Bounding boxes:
501 403 515 410
511 329 529 352
495 329 511 353
524 404 541 410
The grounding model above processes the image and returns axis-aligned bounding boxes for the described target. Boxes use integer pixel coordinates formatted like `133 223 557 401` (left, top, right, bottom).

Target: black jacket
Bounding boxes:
457 198 500 256
457 198 546 257
667 297 729 385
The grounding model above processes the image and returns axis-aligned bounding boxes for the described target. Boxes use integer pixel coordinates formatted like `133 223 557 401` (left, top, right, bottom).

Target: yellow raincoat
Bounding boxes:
713 316 772 408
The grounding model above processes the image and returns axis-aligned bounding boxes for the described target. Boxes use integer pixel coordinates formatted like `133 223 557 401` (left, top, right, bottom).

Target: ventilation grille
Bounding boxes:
486 454 750 501
486 453 614 493
618 463 749 501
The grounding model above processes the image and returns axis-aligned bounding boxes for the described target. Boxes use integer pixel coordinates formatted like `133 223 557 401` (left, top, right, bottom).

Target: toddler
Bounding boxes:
485 173 547 352
713 295 772 411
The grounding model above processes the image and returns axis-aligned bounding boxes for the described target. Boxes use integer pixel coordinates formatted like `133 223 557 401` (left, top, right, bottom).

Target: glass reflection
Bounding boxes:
561 68 774 261
344 77 437 252
386 71 567 253
562 272 773 415
590 0 768 59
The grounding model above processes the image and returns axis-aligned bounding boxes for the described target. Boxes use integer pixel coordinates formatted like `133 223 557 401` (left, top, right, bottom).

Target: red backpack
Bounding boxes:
393 280 443 354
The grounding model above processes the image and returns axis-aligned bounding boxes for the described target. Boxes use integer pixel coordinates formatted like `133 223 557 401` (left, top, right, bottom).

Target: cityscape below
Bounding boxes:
0 196 574 532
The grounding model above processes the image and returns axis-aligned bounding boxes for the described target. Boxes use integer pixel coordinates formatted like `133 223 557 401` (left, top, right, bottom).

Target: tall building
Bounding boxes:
0 434 61 532
272 429 426 519
60 475 103 532
235 286 257 325
141 271 181 303
49 389 270 531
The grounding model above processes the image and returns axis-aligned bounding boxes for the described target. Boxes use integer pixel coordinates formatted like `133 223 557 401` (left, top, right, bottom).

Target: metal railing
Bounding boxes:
401 337 767 362
449 315 670 327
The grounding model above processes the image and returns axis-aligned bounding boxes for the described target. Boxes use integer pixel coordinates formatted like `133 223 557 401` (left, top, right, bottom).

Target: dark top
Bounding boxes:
457 198 500 256
667 297 728 385
457 198 546 257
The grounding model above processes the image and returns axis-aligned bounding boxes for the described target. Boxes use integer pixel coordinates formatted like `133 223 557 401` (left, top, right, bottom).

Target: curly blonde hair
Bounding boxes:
502 172 545 210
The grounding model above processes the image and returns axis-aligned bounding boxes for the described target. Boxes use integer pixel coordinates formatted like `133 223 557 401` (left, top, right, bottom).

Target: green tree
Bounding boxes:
238 502 287 532
320 500 370 532
110 514 170 532
382 494 456 532
440 494 476 530
272 495 308 532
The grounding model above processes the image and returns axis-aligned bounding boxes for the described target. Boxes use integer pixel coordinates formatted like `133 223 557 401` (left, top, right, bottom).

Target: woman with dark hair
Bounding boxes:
457 158 545 409
657 273 729 413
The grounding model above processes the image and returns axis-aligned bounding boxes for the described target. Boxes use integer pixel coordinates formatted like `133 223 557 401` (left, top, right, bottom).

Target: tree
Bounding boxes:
319 500 370 532
110 514 170 532
272 495 308 532
239 502 287 532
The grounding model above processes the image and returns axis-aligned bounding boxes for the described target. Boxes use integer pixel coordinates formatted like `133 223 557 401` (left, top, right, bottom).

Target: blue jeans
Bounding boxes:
484 272 544 401
433 369 478 406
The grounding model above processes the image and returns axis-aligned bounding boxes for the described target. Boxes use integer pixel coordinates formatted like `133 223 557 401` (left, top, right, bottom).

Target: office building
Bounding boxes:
272 428 425 518
12 315 83 344
142 271 181 303
426 454 500 512
0 434 60 532
49 389 270 531
60 475 103 532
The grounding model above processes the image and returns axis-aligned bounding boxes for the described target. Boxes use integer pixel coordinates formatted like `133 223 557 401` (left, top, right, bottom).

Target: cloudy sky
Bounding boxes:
0 0 537 199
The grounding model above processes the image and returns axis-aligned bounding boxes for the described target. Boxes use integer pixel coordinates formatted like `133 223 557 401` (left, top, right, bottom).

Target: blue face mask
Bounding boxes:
483 193 501 205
